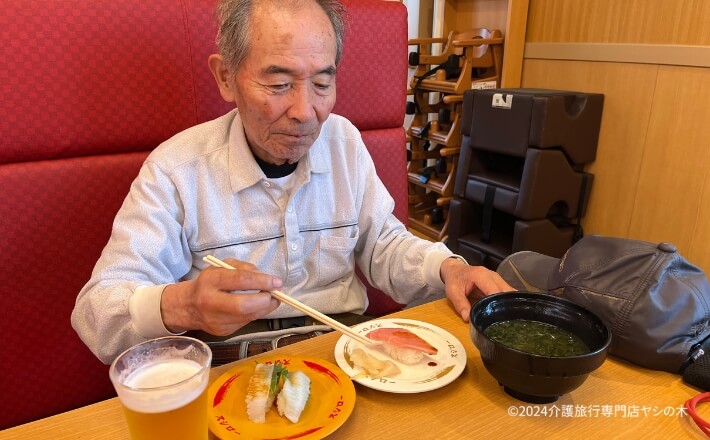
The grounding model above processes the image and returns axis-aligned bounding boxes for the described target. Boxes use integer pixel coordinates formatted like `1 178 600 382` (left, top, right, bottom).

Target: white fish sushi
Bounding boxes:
245 363 277 423
276 370 311 423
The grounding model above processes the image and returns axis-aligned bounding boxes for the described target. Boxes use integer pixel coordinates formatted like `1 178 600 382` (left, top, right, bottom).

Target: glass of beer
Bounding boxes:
109 336 212 440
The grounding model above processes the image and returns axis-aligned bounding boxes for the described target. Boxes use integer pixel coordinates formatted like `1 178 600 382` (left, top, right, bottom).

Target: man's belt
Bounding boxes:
208 330 328 364
187 313 371 366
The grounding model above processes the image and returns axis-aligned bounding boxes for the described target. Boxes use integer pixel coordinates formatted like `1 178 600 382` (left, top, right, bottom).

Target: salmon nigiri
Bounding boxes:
366 328 438 365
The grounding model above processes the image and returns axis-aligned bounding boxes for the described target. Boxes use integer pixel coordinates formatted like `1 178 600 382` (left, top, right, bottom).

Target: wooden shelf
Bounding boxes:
430 0 529 88
408 212 449 243
408 170 455 196
405 0 527 242
407 104 463 148
408 30 503 96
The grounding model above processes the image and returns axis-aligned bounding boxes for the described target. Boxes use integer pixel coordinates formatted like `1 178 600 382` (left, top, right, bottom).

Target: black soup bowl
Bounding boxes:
470 292 612 404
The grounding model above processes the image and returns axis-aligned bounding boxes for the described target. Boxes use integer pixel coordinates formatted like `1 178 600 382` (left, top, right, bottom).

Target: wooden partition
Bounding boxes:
520 0 710 272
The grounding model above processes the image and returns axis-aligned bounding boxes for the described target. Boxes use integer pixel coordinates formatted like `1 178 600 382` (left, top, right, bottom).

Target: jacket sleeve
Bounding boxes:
71 160 191 364
352 138 453 306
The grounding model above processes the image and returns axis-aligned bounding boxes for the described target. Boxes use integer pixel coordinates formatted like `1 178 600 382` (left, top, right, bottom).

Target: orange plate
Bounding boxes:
208 355 355 439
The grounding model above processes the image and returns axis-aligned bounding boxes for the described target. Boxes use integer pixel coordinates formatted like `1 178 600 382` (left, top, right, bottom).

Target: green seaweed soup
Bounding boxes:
483 319 590 357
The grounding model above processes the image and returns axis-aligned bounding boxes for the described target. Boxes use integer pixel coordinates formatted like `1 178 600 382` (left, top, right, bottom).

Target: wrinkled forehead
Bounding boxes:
247 1 337 65
251 0 334 39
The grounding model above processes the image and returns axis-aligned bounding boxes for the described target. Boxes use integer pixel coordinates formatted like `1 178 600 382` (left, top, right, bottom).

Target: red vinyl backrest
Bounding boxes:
0 0 407 428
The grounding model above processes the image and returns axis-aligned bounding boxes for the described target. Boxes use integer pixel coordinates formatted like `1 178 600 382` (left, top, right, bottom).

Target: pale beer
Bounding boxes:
110 337 212 440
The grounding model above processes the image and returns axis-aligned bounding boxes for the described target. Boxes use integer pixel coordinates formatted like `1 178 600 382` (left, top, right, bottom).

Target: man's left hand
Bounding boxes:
440 258 514 322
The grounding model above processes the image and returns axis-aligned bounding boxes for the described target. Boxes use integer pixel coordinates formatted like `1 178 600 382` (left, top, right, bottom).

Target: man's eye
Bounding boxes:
269 84 290 92
314 83 332 91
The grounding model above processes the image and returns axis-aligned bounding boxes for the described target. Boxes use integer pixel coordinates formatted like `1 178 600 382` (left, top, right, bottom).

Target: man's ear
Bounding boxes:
208 54 236 103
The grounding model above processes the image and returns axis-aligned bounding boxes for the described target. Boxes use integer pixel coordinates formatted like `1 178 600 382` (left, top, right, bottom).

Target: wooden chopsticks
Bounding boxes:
202 255 372 345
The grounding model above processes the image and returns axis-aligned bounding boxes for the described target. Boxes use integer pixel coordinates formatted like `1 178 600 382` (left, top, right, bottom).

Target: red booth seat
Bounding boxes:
0 0 407 429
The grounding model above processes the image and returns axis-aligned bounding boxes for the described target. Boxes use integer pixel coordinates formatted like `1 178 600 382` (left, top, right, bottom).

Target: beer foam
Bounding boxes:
119 359 207 413
126 359 201 388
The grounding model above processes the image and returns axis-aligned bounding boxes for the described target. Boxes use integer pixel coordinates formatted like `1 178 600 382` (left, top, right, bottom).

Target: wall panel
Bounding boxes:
521 0 710 272
695 160 710 268
521 59 658 238
526 0 710 45
631 66 710 259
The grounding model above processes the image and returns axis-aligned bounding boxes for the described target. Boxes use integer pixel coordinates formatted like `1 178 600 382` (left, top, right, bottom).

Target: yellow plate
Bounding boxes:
208 355 355 439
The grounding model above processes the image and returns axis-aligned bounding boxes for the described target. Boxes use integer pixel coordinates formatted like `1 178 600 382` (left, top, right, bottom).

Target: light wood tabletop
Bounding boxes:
1 298 707 439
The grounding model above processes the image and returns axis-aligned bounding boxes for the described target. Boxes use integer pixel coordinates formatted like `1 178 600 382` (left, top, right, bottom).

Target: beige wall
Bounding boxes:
520 0 710 272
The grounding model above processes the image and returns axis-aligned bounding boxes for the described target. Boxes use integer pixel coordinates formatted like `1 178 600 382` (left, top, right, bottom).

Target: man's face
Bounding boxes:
232 2 338 165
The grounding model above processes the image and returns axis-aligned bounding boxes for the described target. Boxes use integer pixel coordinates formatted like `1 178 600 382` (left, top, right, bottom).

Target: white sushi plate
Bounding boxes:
333 318 467 393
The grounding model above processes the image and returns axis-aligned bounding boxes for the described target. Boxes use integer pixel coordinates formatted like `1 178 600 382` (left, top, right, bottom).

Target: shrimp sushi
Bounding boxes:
276 370 311 423
245 363 277 423
367 327 438 364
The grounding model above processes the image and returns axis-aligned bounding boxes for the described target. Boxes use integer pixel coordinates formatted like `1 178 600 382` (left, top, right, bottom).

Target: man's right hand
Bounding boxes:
160 259 282 335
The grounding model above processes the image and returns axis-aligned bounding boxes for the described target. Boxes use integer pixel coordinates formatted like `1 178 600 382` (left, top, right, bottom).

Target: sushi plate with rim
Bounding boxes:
208 355 355 439
333 318 467 393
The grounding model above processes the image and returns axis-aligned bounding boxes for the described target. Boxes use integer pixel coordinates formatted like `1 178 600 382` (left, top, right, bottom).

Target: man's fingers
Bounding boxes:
446 266 515 323
446 285 472 323
202 291 280 335
458 304 471 323
205 264 283 292
468 266 515 295
214 291 280 318
222 258 259 272
477 278 514 295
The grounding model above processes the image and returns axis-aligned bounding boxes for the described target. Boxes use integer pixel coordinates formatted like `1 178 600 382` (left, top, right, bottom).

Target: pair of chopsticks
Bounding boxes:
202 255 372 346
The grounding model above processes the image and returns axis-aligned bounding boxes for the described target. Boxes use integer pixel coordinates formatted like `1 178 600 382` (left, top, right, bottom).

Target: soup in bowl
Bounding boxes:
470 291 612 403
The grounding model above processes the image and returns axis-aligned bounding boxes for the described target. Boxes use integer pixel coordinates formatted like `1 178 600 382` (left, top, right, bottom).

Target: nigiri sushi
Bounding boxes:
245 362 283 423
367 327 438 364
276 370 311 423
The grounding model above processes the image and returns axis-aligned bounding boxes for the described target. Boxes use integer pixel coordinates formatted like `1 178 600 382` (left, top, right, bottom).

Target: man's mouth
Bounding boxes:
280 132 310 138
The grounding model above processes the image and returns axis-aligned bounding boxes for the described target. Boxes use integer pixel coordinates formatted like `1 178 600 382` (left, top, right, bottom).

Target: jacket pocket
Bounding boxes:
317 235 358 286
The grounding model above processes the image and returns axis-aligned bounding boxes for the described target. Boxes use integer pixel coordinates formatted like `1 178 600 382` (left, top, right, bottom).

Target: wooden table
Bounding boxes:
1 299 707 439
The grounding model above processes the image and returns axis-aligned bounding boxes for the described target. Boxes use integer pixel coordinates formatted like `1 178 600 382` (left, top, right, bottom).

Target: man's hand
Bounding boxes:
440 257 514 322
160 259 281 334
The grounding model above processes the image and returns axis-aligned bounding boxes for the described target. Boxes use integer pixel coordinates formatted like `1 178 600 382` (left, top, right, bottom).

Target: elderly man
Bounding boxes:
72 0 513 364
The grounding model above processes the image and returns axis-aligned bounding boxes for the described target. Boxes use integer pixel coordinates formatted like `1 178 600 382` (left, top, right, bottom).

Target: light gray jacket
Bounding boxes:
72 110 453 364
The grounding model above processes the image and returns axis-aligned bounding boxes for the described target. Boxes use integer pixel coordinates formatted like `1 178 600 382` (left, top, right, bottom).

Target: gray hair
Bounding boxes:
215 0 347 72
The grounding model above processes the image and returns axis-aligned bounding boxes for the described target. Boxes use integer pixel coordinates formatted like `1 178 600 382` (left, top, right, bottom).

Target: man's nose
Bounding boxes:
286 85 317 122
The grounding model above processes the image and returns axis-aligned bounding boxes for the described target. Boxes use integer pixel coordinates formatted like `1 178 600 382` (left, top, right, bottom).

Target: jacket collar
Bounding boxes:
227 110 332 193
